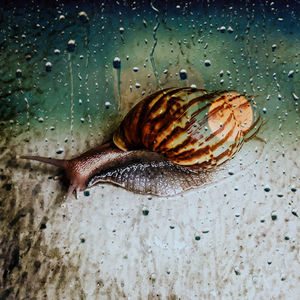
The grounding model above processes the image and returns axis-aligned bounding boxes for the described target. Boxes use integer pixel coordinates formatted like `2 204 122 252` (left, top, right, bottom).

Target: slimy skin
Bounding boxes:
22 142 132 198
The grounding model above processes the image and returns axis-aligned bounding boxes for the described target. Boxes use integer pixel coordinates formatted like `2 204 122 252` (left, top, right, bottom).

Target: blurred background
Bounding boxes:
0 0 299 299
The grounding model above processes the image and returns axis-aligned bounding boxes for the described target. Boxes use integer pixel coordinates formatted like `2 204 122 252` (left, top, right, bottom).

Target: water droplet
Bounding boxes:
105 101 111 109
150 273 156 281
204 60 211 67
179 69 187 80
16 69 22 78
288 70 294 78
227 26 234 33
271 211 277 221
78 11 89 23
292 93 298 101
291 208 298 217
234 267 240 275
113 57 121 69
281 274 286 281
219 26 226 33
142 207 149 215
45 61 52 72
67 39 76 52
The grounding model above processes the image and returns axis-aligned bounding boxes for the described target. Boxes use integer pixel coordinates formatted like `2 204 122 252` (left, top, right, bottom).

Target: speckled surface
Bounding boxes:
0 1 299 299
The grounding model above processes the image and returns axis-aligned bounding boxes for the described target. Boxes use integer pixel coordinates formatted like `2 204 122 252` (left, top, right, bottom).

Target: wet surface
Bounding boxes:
0 0 300 299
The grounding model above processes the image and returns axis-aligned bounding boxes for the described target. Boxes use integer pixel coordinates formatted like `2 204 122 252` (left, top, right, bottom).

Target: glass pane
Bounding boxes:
0 1 299 298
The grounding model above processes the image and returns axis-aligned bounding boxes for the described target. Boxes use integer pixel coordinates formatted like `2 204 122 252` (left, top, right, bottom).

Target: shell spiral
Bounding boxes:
113 87 261 167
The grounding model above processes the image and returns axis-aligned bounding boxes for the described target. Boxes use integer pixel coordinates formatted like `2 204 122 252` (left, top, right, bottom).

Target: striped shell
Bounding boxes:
113 87 261 168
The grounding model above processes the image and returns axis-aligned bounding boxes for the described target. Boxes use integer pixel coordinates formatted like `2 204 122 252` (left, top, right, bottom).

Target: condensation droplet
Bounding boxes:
113 57 121 69
45 61 52 72
204 60 211 67
16 69 22 78
67 39 76 52
179 69 187 80
288 70 294 78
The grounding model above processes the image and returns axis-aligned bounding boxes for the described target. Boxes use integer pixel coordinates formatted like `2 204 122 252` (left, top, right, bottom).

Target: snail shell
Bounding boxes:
114 87 261 168
21 87 263 197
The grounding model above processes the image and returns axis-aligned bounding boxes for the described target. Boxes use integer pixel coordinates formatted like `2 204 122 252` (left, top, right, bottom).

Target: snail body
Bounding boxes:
21 87 262 197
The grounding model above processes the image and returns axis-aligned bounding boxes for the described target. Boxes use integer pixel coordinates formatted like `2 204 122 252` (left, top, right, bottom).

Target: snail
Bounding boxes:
21 87 263 197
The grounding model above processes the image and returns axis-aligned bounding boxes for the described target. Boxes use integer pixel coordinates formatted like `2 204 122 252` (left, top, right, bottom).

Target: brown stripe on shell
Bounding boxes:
166 113 237 164
141 97 185 149
114 88 179 150
135 88 172 147
144 87 184 118
148 92 211 151
146 87 192 117
141 89 208 149
176 129 244 167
